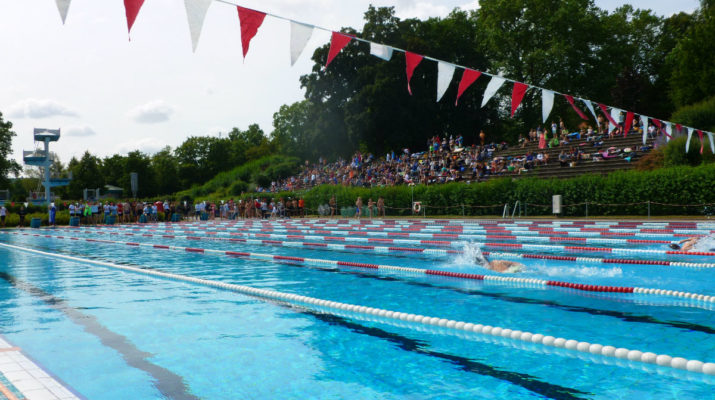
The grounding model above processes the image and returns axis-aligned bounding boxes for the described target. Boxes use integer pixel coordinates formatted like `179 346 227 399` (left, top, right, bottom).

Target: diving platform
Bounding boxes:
33 128 61 142
23 150 49 165
23 128 71 204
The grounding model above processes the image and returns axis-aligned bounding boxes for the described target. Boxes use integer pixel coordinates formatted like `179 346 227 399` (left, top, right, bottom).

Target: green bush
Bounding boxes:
229 180 249 196
663 136 714 167
671 96 715 133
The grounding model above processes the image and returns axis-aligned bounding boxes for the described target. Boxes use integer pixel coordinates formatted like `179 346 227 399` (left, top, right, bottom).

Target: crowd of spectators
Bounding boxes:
259 116 659 192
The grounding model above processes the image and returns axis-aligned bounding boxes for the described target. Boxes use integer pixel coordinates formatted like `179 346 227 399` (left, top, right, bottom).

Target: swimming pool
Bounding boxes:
0 218 713 399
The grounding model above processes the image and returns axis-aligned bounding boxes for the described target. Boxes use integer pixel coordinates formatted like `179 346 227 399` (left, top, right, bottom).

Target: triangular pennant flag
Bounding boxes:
237 6 267 59
707 132 715 154
436 62 455 102
665 122 672 141
290 21 313 66
642 116 649 145
455 69 482 105
598 104 618 127
610 107 621 134
686 128 693 152
405 52 424 95
510 82 529 117
697 130 704 154
542 90 555 123
563 95 588 120
581 99 598 122
624 111 634 137
56 0 71 24
370 43 393 61
124 0 145 37
184 0 213 52
481 76 506 108
325 32 352 68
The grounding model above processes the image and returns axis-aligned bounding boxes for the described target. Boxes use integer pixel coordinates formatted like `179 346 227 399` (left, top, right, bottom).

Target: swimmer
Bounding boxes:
669 237 700 252
484 259 526 273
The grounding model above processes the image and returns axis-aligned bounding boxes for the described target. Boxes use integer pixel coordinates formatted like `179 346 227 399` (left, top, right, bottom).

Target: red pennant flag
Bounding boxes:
455 69 482 105
237 7 266 59
676 123 683 134
563 95 588 120
624 111 634 137
123 0 145 36
697 130 704 154
405 52 424 95
597 104 618 126
325 32 353 68
510 82 529 117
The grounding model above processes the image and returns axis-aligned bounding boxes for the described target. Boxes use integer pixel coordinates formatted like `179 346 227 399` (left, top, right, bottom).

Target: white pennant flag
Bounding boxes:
610 107 621 133
290 21 314 66
707 131 715 154
481 76 506 108
184 0 213 52
370 43 393 61
581 98 598 123
641 116 649 145
542 90 554 123
686 128 693 153
436 62 455 102
55 0 71 24
665 122 672 142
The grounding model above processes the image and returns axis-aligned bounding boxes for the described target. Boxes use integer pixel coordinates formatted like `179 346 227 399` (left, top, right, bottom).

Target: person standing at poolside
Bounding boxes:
355 197 363 219
367 198 375 218
377 196 385 218
18 206 26 227
0 205 6 227
329 195 337 219
49 203 57 227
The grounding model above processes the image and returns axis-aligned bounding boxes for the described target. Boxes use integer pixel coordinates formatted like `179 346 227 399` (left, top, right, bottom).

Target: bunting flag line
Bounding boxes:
624 111 634 137
708 132 715 154
686 129 693 152
697 130 704 154
481 76 506 108
325 32 352 68
123 0 145 37
55 0 71 24
184 0 213 52
290 21 313 66
676 124 683 134
642 116 649 145
510 82 528 117
563 95 588 120
436 62 455 102
665 122 672 141
370 43 393 61
237 6 266 60
581 99 598 124
405 52 423 95
455 69 482 105
542 90 554 123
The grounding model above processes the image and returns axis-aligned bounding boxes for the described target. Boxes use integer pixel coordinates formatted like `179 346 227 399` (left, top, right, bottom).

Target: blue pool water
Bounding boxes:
0 220 713 399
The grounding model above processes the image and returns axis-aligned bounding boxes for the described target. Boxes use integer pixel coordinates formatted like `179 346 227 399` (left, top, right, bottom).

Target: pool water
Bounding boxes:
0 219 713 399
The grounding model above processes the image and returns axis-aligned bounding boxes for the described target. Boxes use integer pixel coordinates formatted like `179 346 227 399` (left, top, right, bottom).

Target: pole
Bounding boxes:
462 204 465 216
647 200 651 219
585 201 588 218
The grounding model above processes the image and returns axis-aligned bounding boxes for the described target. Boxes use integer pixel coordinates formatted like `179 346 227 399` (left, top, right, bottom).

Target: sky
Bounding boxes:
0 0 702 171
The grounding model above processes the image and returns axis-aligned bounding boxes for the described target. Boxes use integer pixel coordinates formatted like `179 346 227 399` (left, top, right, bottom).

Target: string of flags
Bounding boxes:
51 0 714 154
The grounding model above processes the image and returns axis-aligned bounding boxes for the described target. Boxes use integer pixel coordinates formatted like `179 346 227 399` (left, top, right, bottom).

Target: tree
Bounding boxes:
151 147 180 196
0 112 21 188
668 1 715 108
67 152 104 199
270 101 316 160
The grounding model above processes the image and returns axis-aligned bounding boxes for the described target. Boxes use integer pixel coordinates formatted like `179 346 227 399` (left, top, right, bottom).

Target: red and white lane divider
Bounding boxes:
0 241 712 376
72 224 692 248
7 231 715 303
64 226 715 263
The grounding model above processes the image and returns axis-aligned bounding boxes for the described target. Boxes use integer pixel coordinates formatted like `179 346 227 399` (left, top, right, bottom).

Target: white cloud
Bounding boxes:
64 125 96 137
127 100 174 124
117 137 167 155
459 1 480 12
7 98 78 119
395 2 451 19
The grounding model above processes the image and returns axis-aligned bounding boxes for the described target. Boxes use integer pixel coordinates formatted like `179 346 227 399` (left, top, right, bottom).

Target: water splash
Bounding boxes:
453 241 487 267
693 234 715 252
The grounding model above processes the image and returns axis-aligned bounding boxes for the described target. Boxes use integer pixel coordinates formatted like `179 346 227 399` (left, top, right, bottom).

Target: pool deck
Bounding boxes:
0 336 79 400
